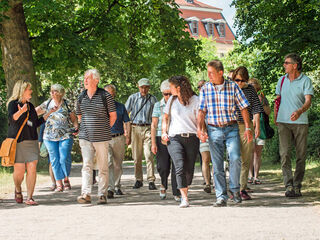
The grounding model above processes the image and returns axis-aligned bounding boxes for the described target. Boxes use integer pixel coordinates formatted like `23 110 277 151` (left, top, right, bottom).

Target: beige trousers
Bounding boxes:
108 135 126 191
239 122 254 191
131 125 155 182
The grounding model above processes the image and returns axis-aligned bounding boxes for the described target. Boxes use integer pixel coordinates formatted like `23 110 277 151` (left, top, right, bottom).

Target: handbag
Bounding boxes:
161 96 177 145
0 111 29 167
39 142 48 158
259 112 274 140
274 76 285 121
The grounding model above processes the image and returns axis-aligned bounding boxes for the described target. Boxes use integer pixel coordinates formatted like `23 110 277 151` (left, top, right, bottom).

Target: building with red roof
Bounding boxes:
176 0 235 57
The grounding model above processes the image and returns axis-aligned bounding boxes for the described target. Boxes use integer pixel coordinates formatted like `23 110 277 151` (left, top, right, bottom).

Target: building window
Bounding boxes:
206 23 214 37
189 21 198 36
215 23 225 37
186 0 194 3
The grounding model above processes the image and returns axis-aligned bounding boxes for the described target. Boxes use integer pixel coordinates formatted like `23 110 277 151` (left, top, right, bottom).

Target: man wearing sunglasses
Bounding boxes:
275 53 313 198
197 60 253 207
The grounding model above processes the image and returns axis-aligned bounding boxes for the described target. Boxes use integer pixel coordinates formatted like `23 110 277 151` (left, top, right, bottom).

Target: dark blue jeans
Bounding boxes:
167 135 199 189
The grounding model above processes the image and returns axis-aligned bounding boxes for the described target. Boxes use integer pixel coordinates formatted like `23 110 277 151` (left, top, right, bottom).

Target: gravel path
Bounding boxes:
1 164 320 240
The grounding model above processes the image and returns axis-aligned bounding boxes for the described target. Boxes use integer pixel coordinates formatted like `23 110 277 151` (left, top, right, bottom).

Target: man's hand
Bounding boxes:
244 129 253 142
151 145 157 155
290 109 302 121
161 132 169 143
197 129 208 143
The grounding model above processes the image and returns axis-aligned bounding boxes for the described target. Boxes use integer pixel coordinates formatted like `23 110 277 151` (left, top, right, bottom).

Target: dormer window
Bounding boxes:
202 18 215 37
186 0 194 3
215 22 225 37
185 16 200 36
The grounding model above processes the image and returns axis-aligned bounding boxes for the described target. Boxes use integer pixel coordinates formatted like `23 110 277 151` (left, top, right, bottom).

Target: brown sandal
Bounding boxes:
15 190 23 204
64 180 71 190
25 198 38 206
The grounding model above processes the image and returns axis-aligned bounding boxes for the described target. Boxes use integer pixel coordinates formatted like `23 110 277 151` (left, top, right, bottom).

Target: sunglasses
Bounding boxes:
235 79 246 83
283 61 294 65
163 93 172 96
197 86 202 89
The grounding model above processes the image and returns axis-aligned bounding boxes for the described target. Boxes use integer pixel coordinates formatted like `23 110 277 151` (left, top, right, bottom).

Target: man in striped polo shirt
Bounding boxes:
125 78 157 190
197 60 253 207
76 69 117 204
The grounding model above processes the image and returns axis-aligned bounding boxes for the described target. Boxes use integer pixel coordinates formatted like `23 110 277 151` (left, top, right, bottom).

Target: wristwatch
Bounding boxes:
245 128 252 131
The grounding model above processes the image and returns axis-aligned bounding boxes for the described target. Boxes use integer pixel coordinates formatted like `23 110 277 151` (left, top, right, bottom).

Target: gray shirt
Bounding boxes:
125 92 157 124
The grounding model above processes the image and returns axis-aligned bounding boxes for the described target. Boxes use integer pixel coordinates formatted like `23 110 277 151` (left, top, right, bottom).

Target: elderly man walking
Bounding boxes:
275 53 313 198
197 60 253 207
104 84 131 198
76 69 117 204
125 78 157 190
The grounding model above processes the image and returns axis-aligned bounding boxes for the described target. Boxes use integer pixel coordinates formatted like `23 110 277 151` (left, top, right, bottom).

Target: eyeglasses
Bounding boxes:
227 77 232 81
283 61 294 65
163 93 172 96
235 79 246 83
197 86 202 89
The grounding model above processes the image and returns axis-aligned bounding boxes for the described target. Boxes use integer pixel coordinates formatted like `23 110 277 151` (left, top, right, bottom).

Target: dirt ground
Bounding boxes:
0 164 320 240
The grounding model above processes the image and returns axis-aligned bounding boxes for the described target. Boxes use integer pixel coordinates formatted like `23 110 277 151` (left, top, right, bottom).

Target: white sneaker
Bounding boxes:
179 198 190 208
160 187 166 200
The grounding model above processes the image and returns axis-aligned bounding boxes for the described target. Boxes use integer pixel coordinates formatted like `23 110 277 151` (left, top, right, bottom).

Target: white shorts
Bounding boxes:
255 137 265 146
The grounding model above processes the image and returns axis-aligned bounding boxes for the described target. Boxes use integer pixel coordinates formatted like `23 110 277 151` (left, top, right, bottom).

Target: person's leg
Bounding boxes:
207 125 227 201
108 138 116 192
144 127 155 183
239 123 254 192
167 136 187 198
201 151 211 186
292 124 308 189
278 123 294 188
25 160 38 199
183 136 200 188
112 136 126 190
156 137 170 190
93 141 109 197
58 138 74 182
170 161 180 196
254 145 264 180
79 139 95 195
13 163 25 193
225 125 241 194
131 126 144 182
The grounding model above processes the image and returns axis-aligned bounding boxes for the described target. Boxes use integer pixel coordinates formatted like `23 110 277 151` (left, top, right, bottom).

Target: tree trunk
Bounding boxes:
0 1 38 104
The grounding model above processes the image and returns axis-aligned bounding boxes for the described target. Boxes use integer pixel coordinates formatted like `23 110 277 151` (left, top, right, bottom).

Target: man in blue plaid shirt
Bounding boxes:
197 60 253 207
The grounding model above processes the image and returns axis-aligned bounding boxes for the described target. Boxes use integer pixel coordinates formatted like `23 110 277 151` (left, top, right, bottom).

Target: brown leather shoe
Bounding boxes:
77 194 91 204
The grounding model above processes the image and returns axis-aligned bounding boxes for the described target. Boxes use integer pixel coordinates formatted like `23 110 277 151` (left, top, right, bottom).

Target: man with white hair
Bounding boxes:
104 84 131 198
125 78 157 190
76 69 117 204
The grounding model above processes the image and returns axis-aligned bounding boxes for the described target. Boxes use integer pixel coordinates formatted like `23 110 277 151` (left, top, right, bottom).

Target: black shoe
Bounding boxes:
148 182 157 190
294 187 302 197
231 191 242 203
133 181 143 189
204 184 211 193
285 186 295 197
107 190 114 199
115 189 124 195
214 198 227 207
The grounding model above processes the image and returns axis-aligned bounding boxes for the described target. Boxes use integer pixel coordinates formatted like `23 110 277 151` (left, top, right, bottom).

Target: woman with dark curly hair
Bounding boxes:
161 76 200 208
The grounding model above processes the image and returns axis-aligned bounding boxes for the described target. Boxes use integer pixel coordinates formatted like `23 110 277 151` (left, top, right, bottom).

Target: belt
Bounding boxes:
111 133 124 138
132 123 151 127
209 120 237 128
175 133 197 138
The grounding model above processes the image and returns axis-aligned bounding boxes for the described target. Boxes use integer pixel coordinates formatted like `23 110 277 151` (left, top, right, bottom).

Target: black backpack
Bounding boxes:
78 88 108 112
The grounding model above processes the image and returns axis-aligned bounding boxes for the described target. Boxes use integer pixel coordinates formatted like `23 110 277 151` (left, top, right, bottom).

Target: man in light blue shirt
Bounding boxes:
275 53 313 198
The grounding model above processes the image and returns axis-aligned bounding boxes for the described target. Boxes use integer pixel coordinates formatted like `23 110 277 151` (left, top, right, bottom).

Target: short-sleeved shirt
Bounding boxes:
40 99 72 141
199 79 249 126
164 95 199 137
111 101 130 135
7 100 45 143
152 98 166 137
236 84 264 122
125 92 157 124
76 89 116 142
275 73 314 124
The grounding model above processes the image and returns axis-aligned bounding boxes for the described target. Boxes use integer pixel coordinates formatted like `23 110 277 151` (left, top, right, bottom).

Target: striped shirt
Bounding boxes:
236 84 264 122
152 98 166 136
125 92 157 124
76 89 116 142
199 79 249 126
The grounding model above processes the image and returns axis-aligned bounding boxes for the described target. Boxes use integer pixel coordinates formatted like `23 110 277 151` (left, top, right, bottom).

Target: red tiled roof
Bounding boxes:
175 0 222 11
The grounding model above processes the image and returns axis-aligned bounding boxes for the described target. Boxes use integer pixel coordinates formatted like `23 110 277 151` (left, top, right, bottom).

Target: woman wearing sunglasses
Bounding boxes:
151 80 180 201
232 67 264 200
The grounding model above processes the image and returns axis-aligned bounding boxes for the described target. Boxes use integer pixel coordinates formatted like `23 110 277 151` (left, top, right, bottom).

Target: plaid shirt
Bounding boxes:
199 79 249 126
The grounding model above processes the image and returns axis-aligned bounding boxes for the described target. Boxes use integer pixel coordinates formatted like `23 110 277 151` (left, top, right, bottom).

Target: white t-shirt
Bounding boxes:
164 95 199 137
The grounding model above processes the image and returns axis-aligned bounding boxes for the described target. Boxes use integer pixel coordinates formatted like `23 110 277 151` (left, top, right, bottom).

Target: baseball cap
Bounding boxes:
138 78 150 87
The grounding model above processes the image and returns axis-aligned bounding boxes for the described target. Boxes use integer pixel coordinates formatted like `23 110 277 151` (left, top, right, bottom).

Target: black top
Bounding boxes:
236 84 264 122
7 100 45 143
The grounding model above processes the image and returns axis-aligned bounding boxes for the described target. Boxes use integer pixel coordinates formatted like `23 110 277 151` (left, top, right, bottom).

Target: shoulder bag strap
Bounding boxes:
15 111 29 141
131 95 151 123
166 96 177 133
280 76 285 94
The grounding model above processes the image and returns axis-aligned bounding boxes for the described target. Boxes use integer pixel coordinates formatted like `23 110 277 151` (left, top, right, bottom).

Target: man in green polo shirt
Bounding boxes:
275 53 314 198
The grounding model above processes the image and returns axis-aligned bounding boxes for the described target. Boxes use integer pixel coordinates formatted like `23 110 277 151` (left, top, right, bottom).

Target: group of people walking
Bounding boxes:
6 53 313 207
